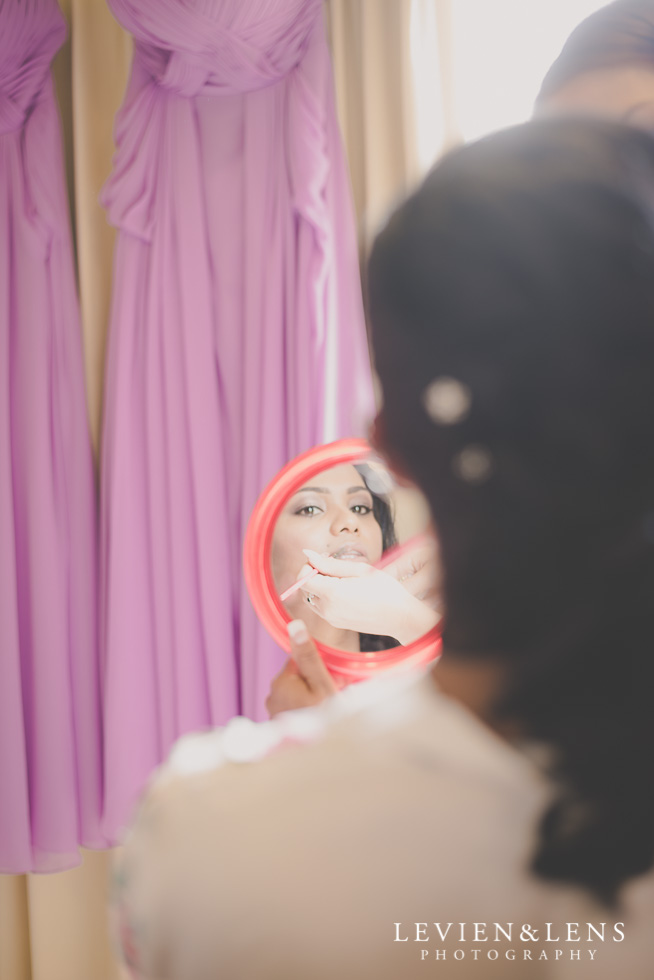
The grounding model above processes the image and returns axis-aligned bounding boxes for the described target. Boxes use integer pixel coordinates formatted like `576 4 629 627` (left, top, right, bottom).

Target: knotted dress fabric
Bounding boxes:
100 0 374 838
0 0 103 872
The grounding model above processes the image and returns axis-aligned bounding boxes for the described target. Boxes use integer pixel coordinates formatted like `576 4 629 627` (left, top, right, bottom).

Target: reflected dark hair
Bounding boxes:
368 117 654 905
538 0 654 102
354 463 400 652
354 463 398 553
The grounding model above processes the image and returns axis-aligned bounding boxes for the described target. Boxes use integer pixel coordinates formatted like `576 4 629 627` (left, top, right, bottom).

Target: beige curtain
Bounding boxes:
326 0 457 254
54 0 132 459
0 3 455 978
0 851 129 980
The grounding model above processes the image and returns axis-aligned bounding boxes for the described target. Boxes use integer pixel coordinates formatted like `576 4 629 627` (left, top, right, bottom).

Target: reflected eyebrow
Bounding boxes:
293 485 369 496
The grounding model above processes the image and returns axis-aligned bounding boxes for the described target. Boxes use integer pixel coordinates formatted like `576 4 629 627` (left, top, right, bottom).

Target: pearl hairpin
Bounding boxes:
452 445 493 484
422 376 472 425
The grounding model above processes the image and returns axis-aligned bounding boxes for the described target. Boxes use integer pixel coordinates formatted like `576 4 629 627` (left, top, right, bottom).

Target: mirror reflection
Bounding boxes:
271 458 441 654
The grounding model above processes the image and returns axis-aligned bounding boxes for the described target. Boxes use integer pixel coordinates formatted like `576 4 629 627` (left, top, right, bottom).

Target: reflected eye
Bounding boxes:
351 504 373 515
295 505 324 517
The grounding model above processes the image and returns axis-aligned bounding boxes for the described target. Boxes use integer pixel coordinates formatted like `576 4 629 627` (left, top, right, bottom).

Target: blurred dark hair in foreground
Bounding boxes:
539 0 654 101
369 116 654 905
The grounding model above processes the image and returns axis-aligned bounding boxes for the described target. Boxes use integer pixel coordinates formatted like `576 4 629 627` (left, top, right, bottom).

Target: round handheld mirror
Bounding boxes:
244 438 442 684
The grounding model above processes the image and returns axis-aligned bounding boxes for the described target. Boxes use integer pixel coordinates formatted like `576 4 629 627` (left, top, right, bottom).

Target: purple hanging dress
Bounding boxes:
0 0 104 872
100 0 374 839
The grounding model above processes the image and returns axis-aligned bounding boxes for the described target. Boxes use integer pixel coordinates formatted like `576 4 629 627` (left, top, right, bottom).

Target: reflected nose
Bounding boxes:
329 506 360 537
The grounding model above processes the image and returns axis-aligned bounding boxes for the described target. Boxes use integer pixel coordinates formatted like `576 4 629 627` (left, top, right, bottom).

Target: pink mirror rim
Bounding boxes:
243 438 442 682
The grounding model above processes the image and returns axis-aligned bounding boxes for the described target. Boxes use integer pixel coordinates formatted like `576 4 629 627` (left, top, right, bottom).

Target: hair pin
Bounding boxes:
422 376 472 425
452 444 493 484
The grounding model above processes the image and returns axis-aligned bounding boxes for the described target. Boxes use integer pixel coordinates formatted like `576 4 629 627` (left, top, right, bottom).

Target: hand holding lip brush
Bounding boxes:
282 534 441 644
279 532 434 603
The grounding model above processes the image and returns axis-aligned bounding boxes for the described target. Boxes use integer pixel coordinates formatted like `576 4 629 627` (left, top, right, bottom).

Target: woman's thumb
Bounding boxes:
287 620 337 698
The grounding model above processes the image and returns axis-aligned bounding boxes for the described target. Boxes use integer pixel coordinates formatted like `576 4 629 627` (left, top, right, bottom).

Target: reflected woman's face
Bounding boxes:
538 64 654 129
271 464 384 597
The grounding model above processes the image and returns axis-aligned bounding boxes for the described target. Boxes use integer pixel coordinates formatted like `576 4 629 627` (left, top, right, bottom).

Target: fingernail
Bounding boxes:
288 620 309 643
302 549 322 560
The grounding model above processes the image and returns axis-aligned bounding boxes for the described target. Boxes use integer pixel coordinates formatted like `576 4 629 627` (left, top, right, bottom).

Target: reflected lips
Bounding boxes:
279 544 370 601
330 545 368 561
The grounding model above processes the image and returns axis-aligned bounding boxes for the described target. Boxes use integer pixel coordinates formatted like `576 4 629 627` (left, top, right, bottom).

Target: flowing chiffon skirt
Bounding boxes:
0 0 103 872
100 0 374 838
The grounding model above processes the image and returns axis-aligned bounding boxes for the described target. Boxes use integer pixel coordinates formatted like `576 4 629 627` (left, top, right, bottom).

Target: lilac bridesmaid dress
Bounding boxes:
100 0 374 838
0 0 103 872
